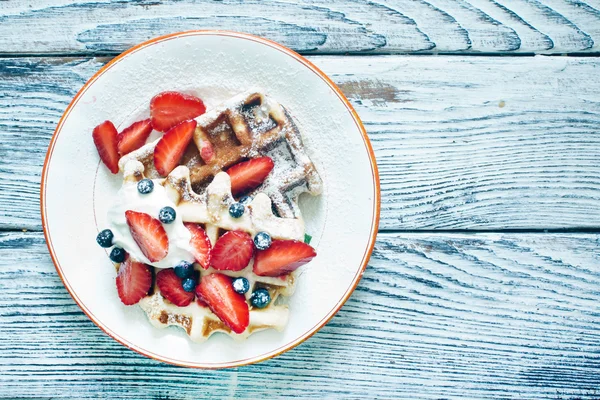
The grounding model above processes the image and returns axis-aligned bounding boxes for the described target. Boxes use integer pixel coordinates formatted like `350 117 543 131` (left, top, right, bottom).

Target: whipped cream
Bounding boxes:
107 179 195 269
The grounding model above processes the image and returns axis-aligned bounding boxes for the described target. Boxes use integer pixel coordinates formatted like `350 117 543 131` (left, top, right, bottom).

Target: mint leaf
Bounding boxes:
304 233 312 245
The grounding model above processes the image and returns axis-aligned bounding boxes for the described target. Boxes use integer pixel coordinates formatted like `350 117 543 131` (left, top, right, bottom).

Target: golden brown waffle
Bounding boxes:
115 92 322 341
121 160 309 342
119 91 323 219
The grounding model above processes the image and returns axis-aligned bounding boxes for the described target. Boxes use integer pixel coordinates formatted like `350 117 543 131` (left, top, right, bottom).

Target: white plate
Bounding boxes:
41 31 379 368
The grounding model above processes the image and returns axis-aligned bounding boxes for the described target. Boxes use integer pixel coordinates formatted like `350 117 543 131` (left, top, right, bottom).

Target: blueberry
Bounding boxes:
253 232 272 250
250 288 271 309
232 277 250 294
137 179 154 194
182 278 196 292
239 196 252 205
229 202 245 218
174 261 194 278
109 247 126 263
96 229 114 248
159 206 176 224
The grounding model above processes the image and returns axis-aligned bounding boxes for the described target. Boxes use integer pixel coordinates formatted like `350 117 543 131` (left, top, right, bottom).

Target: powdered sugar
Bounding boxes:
119 91 322 220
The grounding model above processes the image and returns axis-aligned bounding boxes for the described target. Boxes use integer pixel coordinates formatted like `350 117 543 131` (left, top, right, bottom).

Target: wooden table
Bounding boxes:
1 1 599 399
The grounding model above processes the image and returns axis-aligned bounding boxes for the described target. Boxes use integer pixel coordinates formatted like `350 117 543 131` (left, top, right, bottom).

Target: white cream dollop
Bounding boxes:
107 180 195 269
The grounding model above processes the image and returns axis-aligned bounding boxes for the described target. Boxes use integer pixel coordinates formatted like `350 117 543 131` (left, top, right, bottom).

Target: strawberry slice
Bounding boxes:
150 91 206 132
116 256 153 305
92 120 120 174
227 157 274 196
156 268 195 307
153 119 197 176
210 230 254 271
196 298 209 308
125 210 169 262
118 118 153 155
195 273 249 334
184 223 212 269
253 240 316 277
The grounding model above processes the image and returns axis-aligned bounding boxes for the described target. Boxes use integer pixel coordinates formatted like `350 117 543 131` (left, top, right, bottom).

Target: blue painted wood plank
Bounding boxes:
0 0 599 54
1 56 600 231
1 231 599 398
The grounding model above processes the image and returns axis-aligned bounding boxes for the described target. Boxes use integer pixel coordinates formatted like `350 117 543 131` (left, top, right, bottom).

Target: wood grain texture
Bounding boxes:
1 56 599 231
1 231 599 399
1 0 600 54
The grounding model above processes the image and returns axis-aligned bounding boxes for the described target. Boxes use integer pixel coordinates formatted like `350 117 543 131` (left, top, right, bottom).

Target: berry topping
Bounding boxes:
156 268 195 307
228 202 245 218
184 223 212 269
232 277 250 294
227 156 274 196
182 278 196 292
153 119 197 176
174 261 194 278
250 288 271 309
137 179 154 194
92 120 120 174
253 232 272 250
195 273 250 334
239 196 252 205
199 139 215 164
109 247 126 263
196 298 209 307
117 118 153 155
158 206 176 224
210 230 254 271
150 91 206 132
116 257 153 306
125 210 169 262
96 229 114 248
253 240 316 277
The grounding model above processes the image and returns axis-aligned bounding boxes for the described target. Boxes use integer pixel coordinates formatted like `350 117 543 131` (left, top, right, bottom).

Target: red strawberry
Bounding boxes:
125 210 169 262
195 129 215 164
184 223 212 269
92 120 120 174
199 140 215 163
116 256 153 305
150 91 206 132
253 240 316 277
196 298 209 308
195 273 249 334
210 230 254 271
118 118 153 155
156 268 195 307
227 157 274 196
153 119 197 176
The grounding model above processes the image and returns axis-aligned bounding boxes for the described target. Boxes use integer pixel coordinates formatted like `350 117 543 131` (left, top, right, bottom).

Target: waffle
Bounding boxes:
119 160 307 341
114 92 323 341
119 91 322 219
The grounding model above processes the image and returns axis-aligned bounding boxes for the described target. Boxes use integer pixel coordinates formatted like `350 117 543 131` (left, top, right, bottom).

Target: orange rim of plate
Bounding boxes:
40 30 381 369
